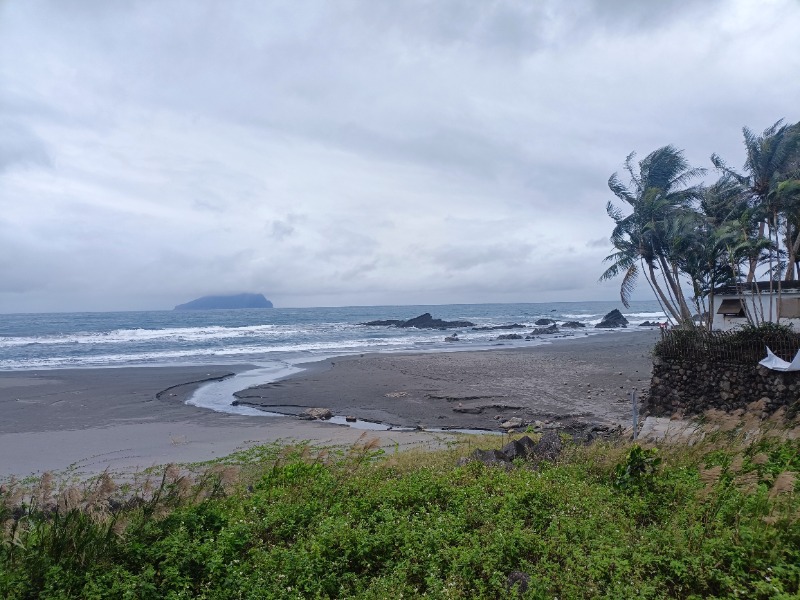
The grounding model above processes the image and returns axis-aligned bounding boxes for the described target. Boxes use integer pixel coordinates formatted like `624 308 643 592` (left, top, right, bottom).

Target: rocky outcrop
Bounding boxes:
595 309 628 328
457 432 563 468
561 321 586 328
497 333 523 340
535 318 555 325
535 324 559 334
362 313 475 329
174 293 273 310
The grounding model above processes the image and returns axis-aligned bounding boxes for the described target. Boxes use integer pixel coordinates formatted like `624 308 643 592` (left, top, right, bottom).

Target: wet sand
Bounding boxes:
0 330 658 478
236 330 658 429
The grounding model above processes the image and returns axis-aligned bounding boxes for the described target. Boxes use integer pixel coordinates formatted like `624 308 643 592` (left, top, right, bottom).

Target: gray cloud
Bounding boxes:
0 0 797 311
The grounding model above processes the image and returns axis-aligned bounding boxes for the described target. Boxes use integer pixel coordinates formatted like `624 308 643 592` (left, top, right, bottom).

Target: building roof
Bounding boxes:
714 281 800 295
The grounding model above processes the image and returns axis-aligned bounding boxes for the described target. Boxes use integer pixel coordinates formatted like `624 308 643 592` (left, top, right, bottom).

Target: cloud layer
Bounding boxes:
1 0 798 311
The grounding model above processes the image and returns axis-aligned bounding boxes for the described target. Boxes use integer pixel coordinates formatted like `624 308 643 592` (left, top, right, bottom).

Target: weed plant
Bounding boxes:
1 422 799 599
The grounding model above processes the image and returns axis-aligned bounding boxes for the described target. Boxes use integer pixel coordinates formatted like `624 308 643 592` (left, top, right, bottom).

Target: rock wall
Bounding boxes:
646 356 800 416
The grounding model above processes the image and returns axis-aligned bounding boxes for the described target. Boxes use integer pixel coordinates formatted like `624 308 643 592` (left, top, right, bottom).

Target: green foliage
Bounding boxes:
2 435 800 599
613 445 662 491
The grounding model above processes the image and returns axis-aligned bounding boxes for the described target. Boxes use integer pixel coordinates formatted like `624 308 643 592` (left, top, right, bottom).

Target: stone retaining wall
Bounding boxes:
645 356 800 416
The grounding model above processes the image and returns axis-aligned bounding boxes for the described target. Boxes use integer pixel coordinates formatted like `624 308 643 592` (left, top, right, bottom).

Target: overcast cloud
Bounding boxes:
1 0 798 312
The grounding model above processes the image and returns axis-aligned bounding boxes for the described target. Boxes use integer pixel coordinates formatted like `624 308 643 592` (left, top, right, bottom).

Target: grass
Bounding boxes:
1 421 799 599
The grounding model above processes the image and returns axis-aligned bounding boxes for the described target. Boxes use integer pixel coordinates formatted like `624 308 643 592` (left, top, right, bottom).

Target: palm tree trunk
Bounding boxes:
647 262 682 322
746 221 766 283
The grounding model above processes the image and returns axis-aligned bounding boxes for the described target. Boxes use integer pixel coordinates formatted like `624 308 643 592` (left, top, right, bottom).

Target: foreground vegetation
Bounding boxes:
2 423 800 599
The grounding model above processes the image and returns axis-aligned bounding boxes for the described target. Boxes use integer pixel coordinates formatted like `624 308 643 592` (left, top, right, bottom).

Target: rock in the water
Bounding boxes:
537 324 559 334
444 334 459 342
500 417 524 429
472 324 526 331
400 313 475 329
345 415 357 422
497 333 523 340
363 313 475 329
561 321 586 328
174 293 273 310
595 309 629 328
535 318 555 325
302 407 333 420
361 319 404 326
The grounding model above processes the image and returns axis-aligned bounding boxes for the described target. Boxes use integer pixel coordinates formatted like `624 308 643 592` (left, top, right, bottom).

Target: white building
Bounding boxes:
712 282 800 331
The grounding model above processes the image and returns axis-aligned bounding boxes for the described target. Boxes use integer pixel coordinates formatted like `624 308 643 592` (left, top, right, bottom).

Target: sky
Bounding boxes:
1 0 799 313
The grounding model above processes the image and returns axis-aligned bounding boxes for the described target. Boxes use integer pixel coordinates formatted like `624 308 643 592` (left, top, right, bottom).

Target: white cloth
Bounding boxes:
759 346 800 371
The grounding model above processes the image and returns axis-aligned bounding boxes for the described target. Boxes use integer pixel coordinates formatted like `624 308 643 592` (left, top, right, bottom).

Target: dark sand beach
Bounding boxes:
0 330 658 478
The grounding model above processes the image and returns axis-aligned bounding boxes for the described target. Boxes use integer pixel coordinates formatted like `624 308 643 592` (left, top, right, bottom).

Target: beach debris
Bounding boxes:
301 407 333 420
595 309 629 328
500 417 524 429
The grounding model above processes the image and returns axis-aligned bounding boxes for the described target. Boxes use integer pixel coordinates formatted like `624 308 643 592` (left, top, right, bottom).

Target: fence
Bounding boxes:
654 325 800 364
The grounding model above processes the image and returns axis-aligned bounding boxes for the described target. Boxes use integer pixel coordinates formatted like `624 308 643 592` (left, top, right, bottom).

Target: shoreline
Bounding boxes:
0 329 659 478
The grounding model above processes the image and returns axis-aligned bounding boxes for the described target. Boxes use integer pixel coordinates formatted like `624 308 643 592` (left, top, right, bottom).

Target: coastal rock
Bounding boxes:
501 435 536 460
301 407 333 420
500 417 524 429
361 319 404 326
561 321 586 328
595 309 629 328
345 415 357 422
531 430 562 461
497 333 523 340
535 318 555 325
472 324 526 331
536 324 559 334
453 406 483 414
444 334 459 342
639 321 658 327
174 293 273 310
400 313 475 329
457 449 511 468
362 313 475 329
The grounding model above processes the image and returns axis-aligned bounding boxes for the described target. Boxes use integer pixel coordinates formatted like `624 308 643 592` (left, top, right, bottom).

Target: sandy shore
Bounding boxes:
0 330 658 479
236 330 658 429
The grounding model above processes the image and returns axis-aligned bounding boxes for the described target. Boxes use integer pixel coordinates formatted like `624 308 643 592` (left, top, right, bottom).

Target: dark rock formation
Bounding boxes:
361 319 404 326
174 293 273 310
362 313 475 329
595 309 628 328
457 433 562 468
561 321 586 328
497 333 523 340
472 324 526 331
535 318 555 325
536 324 559 334
639 321 660 327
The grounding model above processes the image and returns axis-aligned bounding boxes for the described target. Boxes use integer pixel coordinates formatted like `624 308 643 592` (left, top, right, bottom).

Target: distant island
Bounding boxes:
173 293 273 310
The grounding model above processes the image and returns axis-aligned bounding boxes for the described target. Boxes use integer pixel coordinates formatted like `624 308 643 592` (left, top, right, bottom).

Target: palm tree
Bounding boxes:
601 146 705 326
712 119 800 321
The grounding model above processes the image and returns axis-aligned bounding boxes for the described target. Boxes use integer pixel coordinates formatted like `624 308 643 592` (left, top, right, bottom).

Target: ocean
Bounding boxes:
0 301 665 419
0 301 664 371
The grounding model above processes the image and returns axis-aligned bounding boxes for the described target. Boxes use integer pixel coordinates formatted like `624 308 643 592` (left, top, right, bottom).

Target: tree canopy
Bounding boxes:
602 119 800 329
